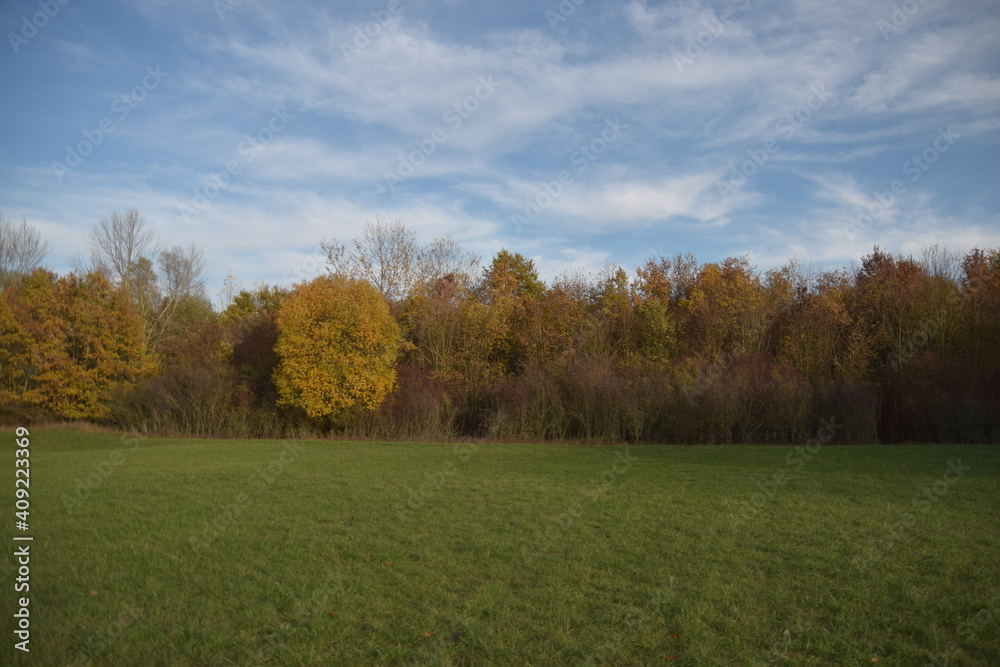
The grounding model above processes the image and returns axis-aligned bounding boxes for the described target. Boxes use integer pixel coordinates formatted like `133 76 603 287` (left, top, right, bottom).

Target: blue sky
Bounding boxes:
2 0 999 301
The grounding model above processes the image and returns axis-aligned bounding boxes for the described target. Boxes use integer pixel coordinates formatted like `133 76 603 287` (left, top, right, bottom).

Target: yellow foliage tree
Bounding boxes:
273 276 400 420
0 269 153 419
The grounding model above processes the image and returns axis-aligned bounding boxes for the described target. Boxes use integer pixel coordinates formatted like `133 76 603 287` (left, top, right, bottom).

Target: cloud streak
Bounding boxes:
1 0 998 294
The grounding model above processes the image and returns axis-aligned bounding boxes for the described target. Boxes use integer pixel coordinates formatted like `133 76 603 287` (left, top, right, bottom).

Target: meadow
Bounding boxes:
2 428 998 665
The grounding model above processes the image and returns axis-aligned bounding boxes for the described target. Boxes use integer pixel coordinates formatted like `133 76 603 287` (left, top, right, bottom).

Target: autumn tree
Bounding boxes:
919 243 962 284
957 248 1000 373
217 270 241 312
851 247 932 372
771 267 863 384
410 289 510 396
87 210 209 350
415 236 480 295
143 244 210 346
273 276 401 421
323 217 417 303
471 250 546 374
584 263 638 360
0 293 33 414
0 269 152 419
517 281 588 369
632 260 681 365
636 253 699 305
681 256 773 360
478 249 545 302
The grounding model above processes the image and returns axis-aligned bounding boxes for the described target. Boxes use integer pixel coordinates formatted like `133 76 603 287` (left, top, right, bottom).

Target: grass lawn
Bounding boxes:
2 428 999 665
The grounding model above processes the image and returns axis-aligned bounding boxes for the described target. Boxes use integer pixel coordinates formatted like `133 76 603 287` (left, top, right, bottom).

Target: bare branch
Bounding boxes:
0 213 49 285
321 217 480 302
919 243 961 284
88 208 159 289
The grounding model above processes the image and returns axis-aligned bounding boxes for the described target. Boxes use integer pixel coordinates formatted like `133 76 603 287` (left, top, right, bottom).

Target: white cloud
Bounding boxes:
3 0 999 297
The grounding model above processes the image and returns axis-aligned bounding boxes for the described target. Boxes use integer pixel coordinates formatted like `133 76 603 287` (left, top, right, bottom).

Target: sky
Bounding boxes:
1 0 999 304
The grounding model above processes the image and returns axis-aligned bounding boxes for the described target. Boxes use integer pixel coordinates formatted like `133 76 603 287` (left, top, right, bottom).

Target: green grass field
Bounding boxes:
2 429 999 665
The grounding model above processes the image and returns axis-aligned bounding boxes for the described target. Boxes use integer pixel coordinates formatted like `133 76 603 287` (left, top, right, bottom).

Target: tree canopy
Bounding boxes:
273 275 401 421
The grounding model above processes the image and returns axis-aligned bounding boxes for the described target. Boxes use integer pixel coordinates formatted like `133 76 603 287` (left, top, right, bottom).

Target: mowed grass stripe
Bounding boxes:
1 429 997 665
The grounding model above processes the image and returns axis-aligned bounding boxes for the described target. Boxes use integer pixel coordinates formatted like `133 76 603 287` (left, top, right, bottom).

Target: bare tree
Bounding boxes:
88 208 159 288
159 244 207 302
0 213 49 286
217 270 241 312
919 243 961 284
322 216 479 302
137 244 207 347
86 209 208 348
322 216 418 302
418 235 480 292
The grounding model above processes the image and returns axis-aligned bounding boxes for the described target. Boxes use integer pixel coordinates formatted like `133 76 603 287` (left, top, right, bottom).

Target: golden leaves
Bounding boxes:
0 269 151 419
274 276 401 420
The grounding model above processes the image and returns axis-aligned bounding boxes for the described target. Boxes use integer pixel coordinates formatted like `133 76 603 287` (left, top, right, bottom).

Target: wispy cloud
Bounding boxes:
1 0 998 294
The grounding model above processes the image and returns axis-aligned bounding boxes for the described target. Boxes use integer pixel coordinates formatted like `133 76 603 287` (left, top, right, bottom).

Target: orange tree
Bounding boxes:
0 269 152 419
273 276 401 421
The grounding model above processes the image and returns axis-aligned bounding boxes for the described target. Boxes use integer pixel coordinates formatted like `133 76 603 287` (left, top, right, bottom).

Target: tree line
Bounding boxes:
1 210 998 443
